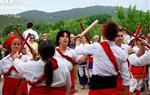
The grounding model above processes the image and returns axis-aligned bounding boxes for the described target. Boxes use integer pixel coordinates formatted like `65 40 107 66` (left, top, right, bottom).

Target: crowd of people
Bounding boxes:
0 21 150 95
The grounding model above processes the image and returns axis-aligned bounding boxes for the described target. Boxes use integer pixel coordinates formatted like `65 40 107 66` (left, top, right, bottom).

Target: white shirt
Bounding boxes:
54 46 80 71
13 58 71 92
133 46 139 54
121 44 130 53
0 54 31 78
23 29 39 40
75 41 130 86
128 51 150 66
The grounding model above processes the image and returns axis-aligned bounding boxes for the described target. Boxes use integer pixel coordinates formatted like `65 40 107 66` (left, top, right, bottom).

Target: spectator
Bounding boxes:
23 22 39 41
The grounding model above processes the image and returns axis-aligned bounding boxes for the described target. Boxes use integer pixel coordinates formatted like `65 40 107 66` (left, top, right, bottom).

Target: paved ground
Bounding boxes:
0 77 149 95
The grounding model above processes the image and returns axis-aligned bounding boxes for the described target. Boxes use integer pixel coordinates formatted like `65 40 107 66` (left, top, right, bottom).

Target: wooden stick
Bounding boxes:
123 28 150 49
15 28 33 52
131 25 142 48
19 33 31 53
79 22 91 44
80 20 99 37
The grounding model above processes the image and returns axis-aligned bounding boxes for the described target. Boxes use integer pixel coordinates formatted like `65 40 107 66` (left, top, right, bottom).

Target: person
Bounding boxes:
12 40 71 95
0 36 32 95
69 33 76 49
128 42 150 95
25 34 38 59
93 35 99 42
75 20 130 95
69 33 79 92
3 31 15 56
23 22 39 41
114 30 130 94
78 36 88 89
129 40 148 95
9 31 15 37
54 30 82 94
38 32 51 44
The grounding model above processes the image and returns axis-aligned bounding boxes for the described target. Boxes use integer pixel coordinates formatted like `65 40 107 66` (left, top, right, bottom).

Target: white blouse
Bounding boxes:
13 58 71 92
0 54 31 78
128 51 150 66
75 41 130 86
54 46 80 71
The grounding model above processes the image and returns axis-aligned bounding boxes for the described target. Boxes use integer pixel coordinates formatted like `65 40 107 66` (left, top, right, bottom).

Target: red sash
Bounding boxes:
100 41 119 72
3 77 28 95
89 88 119 95
56 48 74 64
29 86 66 95
4 66 18 76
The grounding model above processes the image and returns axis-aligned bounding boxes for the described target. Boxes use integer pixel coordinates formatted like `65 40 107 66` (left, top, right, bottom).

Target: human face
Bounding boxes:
70 34 75 44
115 32 124 45
11 38 22 53
9 31 14 37
30 36 35 42
81 36 87 44
42 33 48 40
59 32 69 47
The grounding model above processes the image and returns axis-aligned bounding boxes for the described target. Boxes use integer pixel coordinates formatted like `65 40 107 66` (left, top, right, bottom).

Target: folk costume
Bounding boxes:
0 36 31 95
13 58 71 95
54 46 80 94
75 41 130 95
128 51 150 94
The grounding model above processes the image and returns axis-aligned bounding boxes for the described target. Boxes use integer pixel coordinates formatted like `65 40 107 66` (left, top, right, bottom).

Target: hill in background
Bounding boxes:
0 5 126 35
17 5 118 22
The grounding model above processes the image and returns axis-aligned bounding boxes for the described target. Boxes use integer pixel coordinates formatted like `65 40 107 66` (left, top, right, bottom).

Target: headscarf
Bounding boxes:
3 36 21 52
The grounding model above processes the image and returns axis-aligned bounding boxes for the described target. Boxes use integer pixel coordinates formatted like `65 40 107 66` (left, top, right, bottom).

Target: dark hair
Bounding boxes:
42 32 46 34
103 20 118 41
56 30 70 46
27 22 33 28
38 40 55 87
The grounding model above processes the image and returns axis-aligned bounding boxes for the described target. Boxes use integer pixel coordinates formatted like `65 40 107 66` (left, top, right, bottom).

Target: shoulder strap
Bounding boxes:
49 58 58 70
4 66 19 76
56 48 74 64
100 41 119 72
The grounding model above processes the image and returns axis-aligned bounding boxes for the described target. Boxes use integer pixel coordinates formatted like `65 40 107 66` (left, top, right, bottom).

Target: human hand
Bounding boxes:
75 34 81 46
12 51 20 60
128 47 135 55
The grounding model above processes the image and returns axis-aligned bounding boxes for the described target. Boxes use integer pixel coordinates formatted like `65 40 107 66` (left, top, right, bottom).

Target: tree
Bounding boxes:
3 24 25 36
116 6 150 35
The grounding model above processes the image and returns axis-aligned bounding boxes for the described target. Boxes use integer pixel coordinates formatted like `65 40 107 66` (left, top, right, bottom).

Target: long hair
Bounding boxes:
103 20 118 41
56 30 70 46
38 40 55 87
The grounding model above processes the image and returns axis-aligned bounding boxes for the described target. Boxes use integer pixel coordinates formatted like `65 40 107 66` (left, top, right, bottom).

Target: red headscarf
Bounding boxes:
3 36 21 52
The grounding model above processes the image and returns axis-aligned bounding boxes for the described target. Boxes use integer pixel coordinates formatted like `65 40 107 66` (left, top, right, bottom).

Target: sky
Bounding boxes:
0 0 149 14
